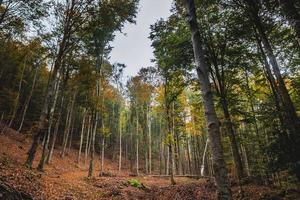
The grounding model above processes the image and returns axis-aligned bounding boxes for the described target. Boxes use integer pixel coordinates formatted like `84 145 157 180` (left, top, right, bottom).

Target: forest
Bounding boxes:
0 0 299 199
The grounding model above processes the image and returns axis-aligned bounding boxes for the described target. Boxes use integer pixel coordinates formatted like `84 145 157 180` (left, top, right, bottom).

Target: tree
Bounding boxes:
0 0 48 38
277 0 300 45
183 0 232 199
26 0 93 169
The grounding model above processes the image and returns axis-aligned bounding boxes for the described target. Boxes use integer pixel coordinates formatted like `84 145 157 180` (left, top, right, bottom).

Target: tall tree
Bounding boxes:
184 0 232 199
26 0 93 168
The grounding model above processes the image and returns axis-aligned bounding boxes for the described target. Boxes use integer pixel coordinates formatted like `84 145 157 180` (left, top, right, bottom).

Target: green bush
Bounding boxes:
127 179 141 188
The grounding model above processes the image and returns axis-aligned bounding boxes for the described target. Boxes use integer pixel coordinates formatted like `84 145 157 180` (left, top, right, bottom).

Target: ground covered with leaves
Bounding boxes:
0 126 299 200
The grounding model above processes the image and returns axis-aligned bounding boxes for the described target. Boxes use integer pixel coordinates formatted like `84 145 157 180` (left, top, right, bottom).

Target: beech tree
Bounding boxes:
183 0 232 198
1 0 300 198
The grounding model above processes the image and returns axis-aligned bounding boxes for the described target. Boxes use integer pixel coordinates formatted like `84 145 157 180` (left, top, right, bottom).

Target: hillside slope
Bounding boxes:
0 125 298 200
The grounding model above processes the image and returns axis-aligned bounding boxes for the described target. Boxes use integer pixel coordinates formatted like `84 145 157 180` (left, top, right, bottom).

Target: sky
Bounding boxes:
109 0 173 79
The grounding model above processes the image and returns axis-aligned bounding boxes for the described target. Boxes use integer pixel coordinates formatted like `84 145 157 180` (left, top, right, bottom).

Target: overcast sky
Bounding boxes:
109 0 173 79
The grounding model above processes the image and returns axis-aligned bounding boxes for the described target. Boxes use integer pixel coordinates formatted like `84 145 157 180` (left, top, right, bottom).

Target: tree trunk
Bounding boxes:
118 111 122 171
100 137 105 176
278 0 300 45
172 103 181 175
136 111 139 176
186 135 192 174
167 105 176 184
192 135 198 174
18 64 39 131
148 108 152 174
130 116 134 173
241 144 251 177
159 117 163 175
184 0 232 198
85 116 91 166
255 36 285 125
9 57 26 128
201 138 209 176
247 0 300 135
46 95 65 164
61 103 71 158
166 143 169 175
88 113 97 178
145 150 148 174
0 112 4 126
38 75 61 171
77 109 87 164
61 93 76 159
25 33 69 168
67 115 75 153
220 97 244 179
88 119 93 156
136 137 139 176
164 82 176 184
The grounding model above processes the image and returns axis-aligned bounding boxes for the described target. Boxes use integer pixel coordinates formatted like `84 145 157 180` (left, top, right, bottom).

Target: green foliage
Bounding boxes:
0 0 299 189
127 179 142 188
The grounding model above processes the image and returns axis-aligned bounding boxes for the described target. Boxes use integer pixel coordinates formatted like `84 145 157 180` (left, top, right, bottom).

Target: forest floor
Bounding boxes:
0 125 299 200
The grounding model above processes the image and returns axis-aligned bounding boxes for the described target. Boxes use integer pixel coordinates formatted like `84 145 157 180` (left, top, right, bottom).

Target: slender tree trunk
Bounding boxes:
0 112 4 126
159 139 162 175
172 103 181 175
186 135 192 175
25 67 59 168
166 143 169 175
167 105 176 184
136 137 139 176
68 116 75 153
88 113 97 178
18 64 39 131
184 0 232 198
196 135 203 175
241 144 251 177
278 0 300 45
88 120 92 156
61 105 71 158
192 135 197 174
89 57 101 176
250 6 300 179
201 138 209 176
25 21 71 167
61 93 76 159
85 116 91 166
47 95 65 164
38 76 61 171
164 82 176 184
220 96 244 179
130 117 134 173
77 109 87 164
100 137 105 176
255 37 285 125
159 117 163 175
247 0 300 135
136 111 139 176
125 139 128 165
244 68 260 138
9 57 26 128
208 39 244 179
148 107 152 174
167 108 175 184
145 150 148 174
118 111 122 171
